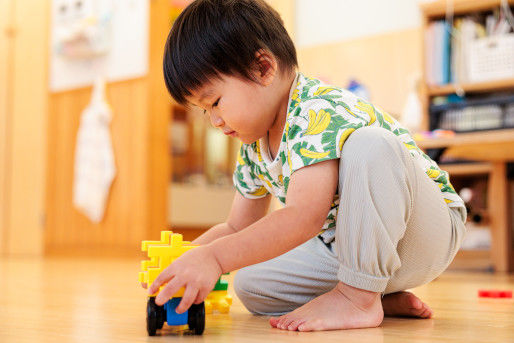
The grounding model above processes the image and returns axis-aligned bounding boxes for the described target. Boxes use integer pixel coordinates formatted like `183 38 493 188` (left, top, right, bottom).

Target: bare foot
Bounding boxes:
381 291 433 318
269 282 383 332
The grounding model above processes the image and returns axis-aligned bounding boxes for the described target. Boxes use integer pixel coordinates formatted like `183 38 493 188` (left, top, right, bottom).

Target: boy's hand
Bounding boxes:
148 245 223 313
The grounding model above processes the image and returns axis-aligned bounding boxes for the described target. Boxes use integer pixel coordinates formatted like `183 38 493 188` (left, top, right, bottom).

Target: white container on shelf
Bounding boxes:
168 183 234 227
467 34 514 82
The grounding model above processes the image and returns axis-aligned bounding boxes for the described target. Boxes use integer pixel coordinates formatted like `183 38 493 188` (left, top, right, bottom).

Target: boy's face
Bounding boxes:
186 73 279 145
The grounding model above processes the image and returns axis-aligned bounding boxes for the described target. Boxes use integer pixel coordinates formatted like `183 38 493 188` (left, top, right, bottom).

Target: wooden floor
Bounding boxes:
1 256 514 342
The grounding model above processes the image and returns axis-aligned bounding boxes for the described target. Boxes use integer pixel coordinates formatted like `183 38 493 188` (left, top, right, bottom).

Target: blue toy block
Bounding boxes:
164 298 188 326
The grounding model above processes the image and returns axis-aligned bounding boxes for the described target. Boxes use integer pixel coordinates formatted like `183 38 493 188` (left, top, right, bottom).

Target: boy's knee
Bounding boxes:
233 267 272 314
343 126 403 164
346 127 397 151
233 267 256 301
233 267 296 316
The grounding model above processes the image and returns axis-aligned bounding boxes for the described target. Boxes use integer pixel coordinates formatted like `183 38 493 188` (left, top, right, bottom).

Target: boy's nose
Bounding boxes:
210 113 225 128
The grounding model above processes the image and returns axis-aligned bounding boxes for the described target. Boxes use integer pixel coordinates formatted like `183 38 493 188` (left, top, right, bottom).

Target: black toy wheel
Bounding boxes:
188 302 205 335
157 303 166 329
147 297 164 336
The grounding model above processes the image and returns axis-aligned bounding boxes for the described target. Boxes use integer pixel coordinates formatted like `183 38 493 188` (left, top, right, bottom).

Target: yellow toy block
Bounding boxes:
205 290 233 314
140 230 232 315
142 230 233 336
140 231 197 297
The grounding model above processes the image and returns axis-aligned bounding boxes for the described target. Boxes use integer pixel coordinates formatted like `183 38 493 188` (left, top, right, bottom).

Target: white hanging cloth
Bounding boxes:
73 77 116 223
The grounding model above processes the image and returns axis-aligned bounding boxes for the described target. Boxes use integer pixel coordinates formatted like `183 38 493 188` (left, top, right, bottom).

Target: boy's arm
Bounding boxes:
191 192 271 245
141 191 270 289
148 159 338 309
208 159 339 273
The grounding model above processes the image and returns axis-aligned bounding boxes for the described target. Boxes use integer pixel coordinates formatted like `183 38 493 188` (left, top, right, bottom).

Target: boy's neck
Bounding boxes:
267 69 297 149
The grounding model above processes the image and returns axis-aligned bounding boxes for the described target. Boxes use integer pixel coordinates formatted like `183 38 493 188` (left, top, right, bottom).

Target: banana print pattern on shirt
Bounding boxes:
233 73 466 233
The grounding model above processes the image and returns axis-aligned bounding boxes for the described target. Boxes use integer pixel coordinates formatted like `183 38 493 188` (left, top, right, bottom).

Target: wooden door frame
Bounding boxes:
0 0 48 256
0 0 14 255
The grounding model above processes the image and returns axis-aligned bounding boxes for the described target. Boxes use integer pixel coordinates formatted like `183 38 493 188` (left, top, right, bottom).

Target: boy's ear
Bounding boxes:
252 49 277 86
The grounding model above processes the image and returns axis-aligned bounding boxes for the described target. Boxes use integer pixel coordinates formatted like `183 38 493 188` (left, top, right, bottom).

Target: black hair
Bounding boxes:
163 0 297 105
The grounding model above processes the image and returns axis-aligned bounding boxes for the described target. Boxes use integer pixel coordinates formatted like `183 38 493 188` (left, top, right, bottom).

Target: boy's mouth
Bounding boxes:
223 130 236 137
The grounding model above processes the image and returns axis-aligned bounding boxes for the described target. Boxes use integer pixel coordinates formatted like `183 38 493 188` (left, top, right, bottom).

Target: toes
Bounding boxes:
410 302 435 318
279 315 298 330
398 291 423 310
272 314 294 330
269 317 280 328
410 306 426 317
276 317 288 329
419 309 430 318
422 307 433 319
414 304 433 319
298 319 323 332
287 319 305 331
404 293 430 315
401 292 423 310
409 295 423 310
275 317 287 329
383 291 433 319
415 306 434 320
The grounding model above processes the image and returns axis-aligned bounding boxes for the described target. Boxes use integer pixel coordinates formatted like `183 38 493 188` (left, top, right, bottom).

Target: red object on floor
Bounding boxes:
478 289 513 298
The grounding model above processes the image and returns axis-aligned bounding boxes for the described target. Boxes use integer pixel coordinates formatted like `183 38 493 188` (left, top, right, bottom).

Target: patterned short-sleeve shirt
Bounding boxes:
233 73 466 233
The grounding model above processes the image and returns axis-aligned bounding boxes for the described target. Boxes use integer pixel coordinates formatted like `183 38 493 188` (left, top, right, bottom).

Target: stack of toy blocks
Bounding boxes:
139 230 196 298
139 230 232 312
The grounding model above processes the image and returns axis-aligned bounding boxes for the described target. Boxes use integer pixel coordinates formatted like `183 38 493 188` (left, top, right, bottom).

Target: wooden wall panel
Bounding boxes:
297 28 422 116
46 79 150 255
45 0 171 255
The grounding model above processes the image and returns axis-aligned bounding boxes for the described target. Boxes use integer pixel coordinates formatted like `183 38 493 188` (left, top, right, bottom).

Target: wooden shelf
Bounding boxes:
419 0 514 273
427 78 514 96
439 162 492 176
421 0 514 19
415 128 514 150
448 249 491 270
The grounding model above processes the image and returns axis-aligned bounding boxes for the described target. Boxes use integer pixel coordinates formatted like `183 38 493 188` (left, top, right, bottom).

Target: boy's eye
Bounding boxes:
201 98 220 115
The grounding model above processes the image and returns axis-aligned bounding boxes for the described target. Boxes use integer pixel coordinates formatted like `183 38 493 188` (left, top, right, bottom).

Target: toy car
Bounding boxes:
139 231 232 335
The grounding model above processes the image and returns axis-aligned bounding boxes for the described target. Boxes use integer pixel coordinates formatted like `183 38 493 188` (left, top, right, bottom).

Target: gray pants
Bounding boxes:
234 126 467 316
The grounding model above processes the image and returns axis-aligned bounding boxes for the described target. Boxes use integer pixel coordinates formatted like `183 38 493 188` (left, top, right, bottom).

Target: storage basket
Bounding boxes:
467 33 514 82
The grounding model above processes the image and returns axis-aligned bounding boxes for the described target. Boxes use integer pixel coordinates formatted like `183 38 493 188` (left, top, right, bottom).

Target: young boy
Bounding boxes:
147 0 467 332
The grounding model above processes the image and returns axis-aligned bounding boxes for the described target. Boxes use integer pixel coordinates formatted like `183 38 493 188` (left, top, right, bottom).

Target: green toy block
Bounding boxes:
213 278 229 291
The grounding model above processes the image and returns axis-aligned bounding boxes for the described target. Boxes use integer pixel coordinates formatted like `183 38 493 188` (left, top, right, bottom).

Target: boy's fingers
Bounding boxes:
194 288 210 304
176 286 199 314
148 282 160 295
141 282 147 289
148 268 172 294
148 280 160 295
155 277 183 306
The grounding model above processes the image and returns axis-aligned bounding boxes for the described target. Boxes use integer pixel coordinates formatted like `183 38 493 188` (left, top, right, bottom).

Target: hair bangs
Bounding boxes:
162 0 297 105
163 30 222 105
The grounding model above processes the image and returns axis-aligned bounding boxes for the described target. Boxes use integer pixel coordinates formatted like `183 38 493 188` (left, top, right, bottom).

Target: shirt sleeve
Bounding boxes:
232 144 269 199
285 100 365 175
